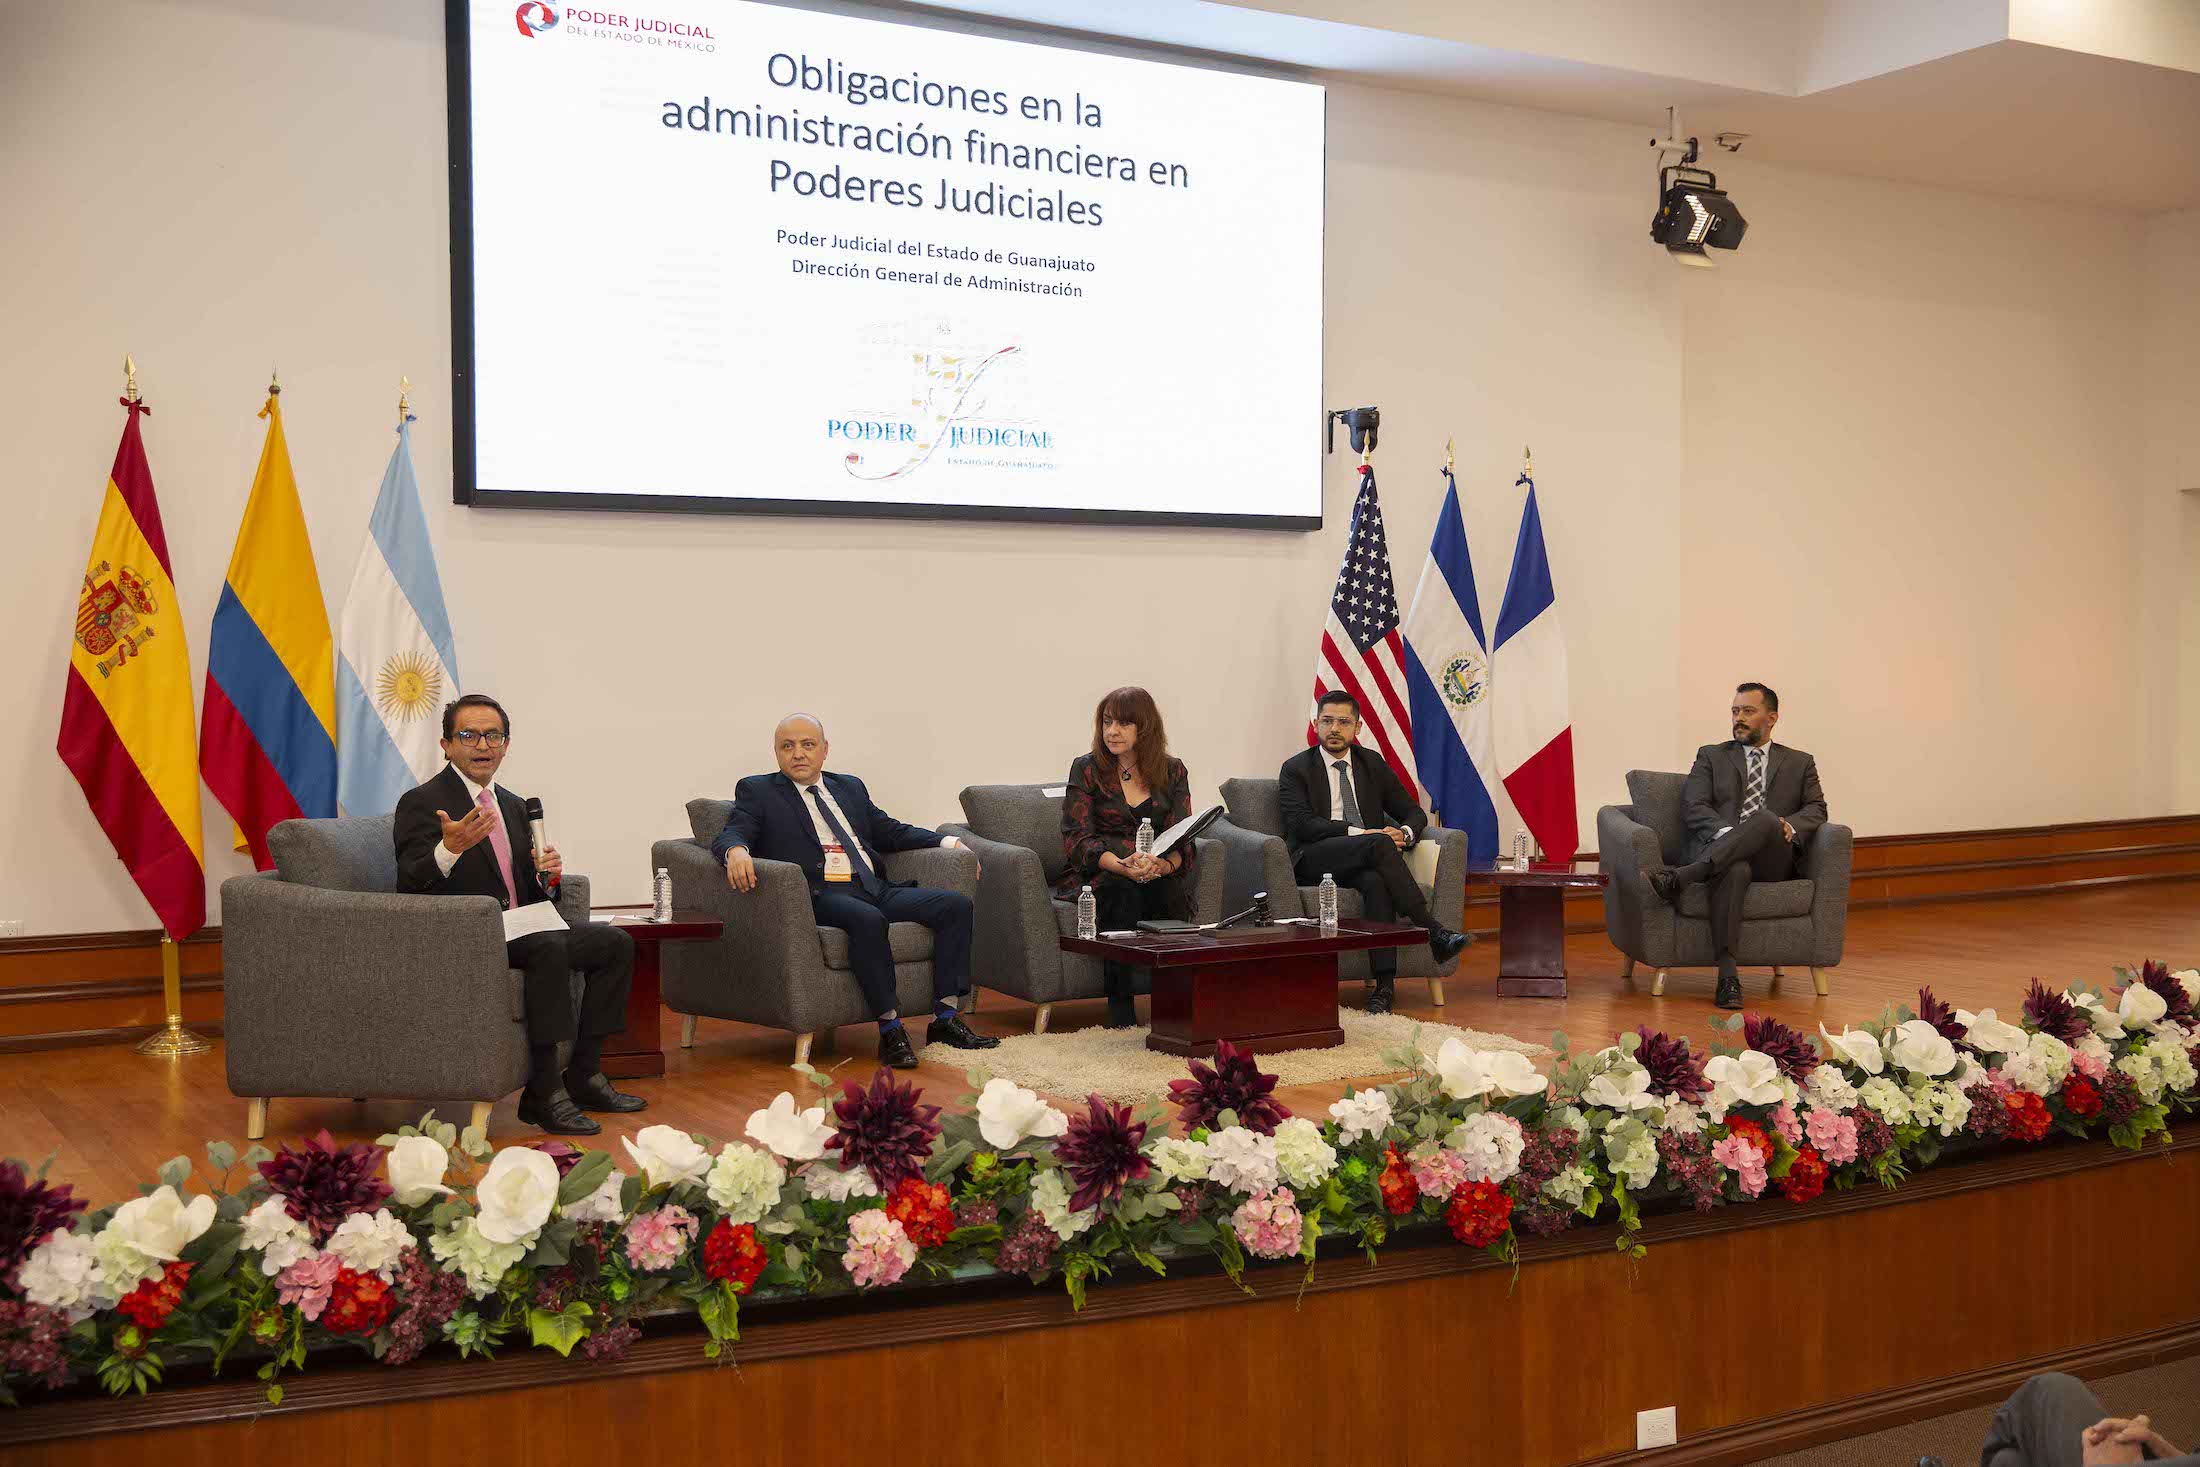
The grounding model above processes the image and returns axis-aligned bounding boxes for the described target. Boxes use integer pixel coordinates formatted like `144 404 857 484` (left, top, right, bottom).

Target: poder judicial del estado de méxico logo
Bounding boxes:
514 4 718 46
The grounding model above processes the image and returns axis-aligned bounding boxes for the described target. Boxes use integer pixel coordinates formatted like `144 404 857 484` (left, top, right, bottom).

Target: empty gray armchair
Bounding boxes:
944 783 1226 1032
1598 769 1853 998
657 798 979 1067
223 815 593 1141
1216 776 1469 1004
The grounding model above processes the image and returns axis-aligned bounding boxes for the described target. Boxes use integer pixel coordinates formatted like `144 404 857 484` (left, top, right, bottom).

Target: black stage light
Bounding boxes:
1651 167 1747 267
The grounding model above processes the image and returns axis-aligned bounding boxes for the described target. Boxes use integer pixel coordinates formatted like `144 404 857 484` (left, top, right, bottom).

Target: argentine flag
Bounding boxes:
336 418 460 815
1402 467 1501 863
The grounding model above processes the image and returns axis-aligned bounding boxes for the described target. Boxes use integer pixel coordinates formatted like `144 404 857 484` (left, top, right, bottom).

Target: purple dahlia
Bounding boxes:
0 1161 85 1284
1055 1095 1151 1213
1166 1040 1290 1135
1742 1013 1819 1082
2135 961 2195 1026
1632 1027 1710 1103
257 1130 393 1243
827 1067 942 1190
2021 979 2090 1046
1915 988 1967 1044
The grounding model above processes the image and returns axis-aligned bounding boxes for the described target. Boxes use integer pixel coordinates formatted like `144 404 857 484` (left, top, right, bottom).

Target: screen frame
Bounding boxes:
443 0 1327 530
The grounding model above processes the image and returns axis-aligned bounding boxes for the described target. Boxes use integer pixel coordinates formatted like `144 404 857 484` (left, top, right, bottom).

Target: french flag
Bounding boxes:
1491 475 1576 863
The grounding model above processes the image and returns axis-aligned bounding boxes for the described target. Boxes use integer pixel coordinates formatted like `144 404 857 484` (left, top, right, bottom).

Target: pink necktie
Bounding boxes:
480 788 518 908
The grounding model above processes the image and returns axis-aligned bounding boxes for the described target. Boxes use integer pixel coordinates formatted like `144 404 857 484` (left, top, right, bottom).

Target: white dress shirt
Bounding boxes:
789 775 961 864
1717 742 1774 842
1325 752 1409 844
432 767 512 876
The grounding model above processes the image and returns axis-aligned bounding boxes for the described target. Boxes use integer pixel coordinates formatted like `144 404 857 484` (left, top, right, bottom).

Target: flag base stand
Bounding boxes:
136 938 209 1057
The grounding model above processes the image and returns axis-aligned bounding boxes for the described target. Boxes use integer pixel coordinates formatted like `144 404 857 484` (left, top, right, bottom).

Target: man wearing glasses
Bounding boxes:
394 693 641 1136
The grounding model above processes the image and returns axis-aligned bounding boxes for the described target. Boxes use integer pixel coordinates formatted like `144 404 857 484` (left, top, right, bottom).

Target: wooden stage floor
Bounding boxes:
7 882 2196 1201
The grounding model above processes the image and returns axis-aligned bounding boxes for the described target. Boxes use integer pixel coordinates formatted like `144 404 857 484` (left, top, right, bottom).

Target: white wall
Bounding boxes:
0 0 2178 934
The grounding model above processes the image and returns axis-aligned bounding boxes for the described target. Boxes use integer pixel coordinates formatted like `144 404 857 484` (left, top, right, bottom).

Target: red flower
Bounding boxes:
2061 1074 2102 1119
2004 1090 2051 1143
1778 1145 1827 1204
323 1267 394 1337
1377 1145 1419 1215
1722 1117 1775 1164
702 1220 769 1294
115 1260 194 1332
884 1177 956 1250
1444 1180 1513 1248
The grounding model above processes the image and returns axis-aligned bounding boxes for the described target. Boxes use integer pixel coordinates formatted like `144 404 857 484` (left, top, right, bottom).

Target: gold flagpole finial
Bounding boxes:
269 366 281 397
1445 436 1455 473
124 355 139 402
1522 444 1533 478
398 374 412 426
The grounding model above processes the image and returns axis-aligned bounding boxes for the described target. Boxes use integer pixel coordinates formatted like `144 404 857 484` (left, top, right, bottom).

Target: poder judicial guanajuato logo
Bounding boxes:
513 3 559 37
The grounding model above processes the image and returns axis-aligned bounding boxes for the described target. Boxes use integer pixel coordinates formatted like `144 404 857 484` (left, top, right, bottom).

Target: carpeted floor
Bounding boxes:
967 1010 1548 1104
1755 1357 2200 1467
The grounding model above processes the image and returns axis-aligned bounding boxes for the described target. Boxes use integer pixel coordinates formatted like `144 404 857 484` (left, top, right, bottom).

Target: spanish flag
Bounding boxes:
200 390 337 870
58 396 206 939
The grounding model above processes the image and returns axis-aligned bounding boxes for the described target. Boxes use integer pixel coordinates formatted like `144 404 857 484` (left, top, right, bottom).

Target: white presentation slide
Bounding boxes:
459 0 1326 523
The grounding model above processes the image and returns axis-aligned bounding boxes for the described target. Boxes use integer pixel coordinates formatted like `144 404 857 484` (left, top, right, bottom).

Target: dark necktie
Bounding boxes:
808 786 883 896
1332 759 1363 826
1740 747 1766 823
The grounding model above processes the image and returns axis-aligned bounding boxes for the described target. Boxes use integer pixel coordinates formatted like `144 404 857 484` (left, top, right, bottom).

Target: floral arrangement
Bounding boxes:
3 964 2196 1405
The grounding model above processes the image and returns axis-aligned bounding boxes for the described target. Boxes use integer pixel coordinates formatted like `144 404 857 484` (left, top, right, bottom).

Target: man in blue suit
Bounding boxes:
711 713 998 1069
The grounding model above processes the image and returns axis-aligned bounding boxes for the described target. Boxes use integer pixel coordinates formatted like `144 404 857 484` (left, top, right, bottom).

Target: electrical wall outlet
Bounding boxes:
1636 1407 1678 1449
0 919 25 939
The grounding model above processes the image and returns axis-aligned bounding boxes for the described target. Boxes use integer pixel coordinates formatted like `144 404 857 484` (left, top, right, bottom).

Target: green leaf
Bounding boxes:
205 1140 237 1173
925 1139 975 1184
556 1151 615 1206
266 1384 284 1406
458 1125 492 1160
523 1218 578 1270
696 1280 742 1342
241 1144 275 1169
157 1155 193 1190
620 1175 644 1215
527 1302 594 1357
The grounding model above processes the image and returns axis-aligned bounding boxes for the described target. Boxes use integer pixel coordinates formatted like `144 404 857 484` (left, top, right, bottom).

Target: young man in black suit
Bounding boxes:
394 693 642 1136
1278 691 1469 1013
711 713 997 1069
1650 682 1830 1010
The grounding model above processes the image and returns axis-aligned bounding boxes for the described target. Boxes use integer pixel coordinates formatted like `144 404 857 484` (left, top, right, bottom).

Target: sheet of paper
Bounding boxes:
502 900 569 942
1151 803 1225 859
1042 785 1068 798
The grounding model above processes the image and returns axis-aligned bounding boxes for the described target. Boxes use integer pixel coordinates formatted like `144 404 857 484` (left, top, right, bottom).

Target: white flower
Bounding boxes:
2072 992 2126 1038
563 1173 627 1225
1429 1039 1547 1101
427 1216 526 1299
474 1146 559 1246
1856 1076 1912 1126
1657 1100 1708 1136
2148 1035 2198 1094
622 1125 712 1189
1583 1059 1658 1113
323 1209 413 1281
1703 1051 1786 1117
94 1185 216 1292
1144 1136 1212 1185
1803 1064 1859 1113
1602 1122 1660 1191
1885 1020 1958 1078
1272 1117 1338 1189
2175 970 2200 1007
240 1195 315 1276
17 1231 109 1319
1541 1164 1593 1209
744 1093 833 1162
1909 1079 1972 1137
1030 1167 1096 1241
2118 982 2169 1031
1956 1008 2030 1056
974 1078 1070 1151
705 1144 786 1226
1327 1089 1394 1145
386 1135 453 1207
1204 1126 1281 1195
1818 1025 1886 1076
1446 1112 1525 1185
801 1160 878 1203
2000 1033 2074 1097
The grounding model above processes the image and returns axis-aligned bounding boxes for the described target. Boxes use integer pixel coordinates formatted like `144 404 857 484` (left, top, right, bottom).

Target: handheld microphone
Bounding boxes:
523 797 558 891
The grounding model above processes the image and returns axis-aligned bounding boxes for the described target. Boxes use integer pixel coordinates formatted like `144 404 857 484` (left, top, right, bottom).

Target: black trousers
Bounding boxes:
1977 1371 2182 1467
506 923 634 1048
1293 832 1432 982
812 883 974 1018
1091 870 1194 1002
1689 809 1796 965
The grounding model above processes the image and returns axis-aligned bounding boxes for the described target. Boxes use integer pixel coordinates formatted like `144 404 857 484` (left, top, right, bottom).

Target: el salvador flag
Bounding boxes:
1402 467 1501 863
336 419 461 815
1492 474 1577 863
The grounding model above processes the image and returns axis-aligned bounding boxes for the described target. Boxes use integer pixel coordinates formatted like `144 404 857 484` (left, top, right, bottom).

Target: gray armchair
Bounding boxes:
944 783 1226 1032
1597 769 1853 999
223 815 593 1140
1216 776 1469 1005
657 798 979 1067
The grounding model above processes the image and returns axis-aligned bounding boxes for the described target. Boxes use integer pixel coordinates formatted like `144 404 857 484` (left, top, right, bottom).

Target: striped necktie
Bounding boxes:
1740 746 1766 823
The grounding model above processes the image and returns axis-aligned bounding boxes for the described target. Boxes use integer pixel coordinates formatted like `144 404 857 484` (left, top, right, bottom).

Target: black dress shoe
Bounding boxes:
925 1013 1001 1050
516 1089 601 1136
565 1072 648 1113
1366 984 1395 1015
1426 924 1470 964
878 1024 920 1069
1649 868 1680 905
1714 973 1743 1010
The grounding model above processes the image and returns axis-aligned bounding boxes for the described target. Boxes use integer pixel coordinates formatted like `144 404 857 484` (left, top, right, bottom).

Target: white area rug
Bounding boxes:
974 1011 1551 1104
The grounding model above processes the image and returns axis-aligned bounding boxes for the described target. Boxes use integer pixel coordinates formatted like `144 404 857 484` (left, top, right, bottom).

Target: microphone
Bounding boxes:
524 797 558 891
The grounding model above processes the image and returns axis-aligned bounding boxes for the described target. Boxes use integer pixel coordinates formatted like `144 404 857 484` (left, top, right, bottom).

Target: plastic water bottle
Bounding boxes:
1135 818 1155 858
1318 872 1338 935
1077 884 1097 940
652 867 673 922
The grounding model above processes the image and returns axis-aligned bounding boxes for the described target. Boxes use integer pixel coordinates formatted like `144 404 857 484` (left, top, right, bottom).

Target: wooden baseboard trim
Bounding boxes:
0 1020 226 1056
0 974 224 1008
1576 1319 2200 1467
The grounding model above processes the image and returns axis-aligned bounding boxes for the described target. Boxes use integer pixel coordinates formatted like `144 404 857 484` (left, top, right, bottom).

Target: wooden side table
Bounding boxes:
591 910 723 1080
1465 865 1608 998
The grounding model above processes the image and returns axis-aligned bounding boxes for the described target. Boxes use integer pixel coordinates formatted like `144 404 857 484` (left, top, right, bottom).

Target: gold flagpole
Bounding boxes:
137 937 209 1057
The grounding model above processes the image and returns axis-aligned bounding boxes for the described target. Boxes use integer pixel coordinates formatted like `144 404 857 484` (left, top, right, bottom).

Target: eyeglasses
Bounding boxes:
451 730 508 747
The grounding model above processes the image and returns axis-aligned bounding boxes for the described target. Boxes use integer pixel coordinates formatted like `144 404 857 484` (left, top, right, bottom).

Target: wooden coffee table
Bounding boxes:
591 909 723 1080
1058 919 1426 1058
1465 864 1608 998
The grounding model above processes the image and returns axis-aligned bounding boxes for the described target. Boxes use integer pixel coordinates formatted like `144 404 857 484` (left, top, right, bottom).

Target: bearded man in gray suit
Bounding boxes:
1649 682 1828 1010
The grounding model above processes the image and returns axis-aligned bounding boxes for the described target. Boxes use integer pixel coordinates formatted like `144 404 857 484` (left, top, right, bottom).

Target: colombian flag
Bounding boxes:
201 391 337 869
58 397 207 938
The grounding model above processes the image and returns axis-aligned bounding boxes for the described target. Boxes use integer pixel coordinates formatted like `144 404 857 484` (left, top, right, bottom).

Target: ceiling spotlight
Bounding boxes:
1651 163 1746 266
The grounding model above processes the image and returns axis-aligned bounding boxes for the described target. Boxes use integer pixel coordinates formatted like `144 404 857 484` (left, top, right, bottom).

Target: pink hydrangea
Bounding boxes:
842 1208 916 1288
275 1252 342 1321
1230 1187 1305 1260
1769 1103 1803 1147
1407 1144 1469 1202
1711 1134 1767 1198
622 1205 697 1273
1803 1108 1860 1165
2071 1045 2111 1082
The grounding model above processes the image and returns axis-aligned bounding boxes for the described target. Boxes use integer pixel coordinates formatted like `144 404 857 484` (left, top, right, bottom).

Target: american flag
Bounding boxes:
1307 464 1420 799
